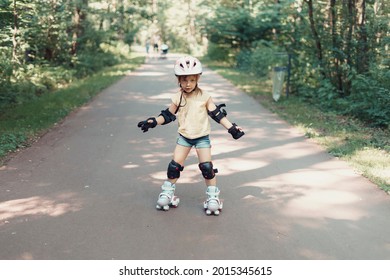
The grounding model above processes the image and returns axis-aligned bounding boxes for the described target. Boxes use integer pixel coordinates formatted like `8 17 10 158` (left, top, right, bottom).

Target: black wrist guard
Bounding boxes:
228 123 244 139
208 104 227 123
137 117 157 133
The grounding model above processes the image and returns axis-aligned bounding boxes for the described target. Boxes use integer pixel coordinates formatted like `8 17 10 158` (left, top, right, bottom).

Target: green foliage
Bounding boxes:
204 5 276 51
236 41 285 76
0 0 150 113
206 42 232 62
0 132 27 158
72 49 119 78
202 0 389 129
0 52 15 110
344 74 390 128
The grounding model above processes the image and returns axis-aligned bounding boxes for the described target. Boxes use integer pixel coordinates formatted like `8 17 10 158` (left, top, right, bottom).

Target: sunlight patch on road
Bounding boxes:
283 188 365 221
239 173 367 227
122 162 139 169
144 137 169 150
251 167 367 222
214 157 268 175
149 92 176 100
142 151 171 164
0 193 82 223
211 137 251 155
298 248 331 259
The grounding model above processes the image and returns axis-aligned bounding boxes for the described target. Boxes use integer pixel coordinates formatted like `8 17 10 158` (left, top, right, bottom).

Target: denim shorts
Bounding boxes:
176 134 211 149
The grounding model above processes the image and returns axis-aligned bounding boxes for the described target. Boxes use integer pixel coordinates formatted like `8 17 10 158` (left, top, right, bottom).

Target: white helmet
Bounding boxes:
174 56 202 76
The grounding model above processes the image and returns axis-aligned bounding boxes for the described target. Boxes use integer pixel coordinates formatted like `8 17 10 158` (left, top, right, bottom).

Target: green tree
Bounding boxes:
0 0 153 111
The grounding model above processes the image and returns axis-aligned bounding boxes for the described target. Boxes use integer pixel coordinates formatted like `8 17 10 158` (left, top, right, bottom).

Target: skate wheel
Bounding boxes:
171 196 180 207
156 205 162 210
206 209 211 215
163 205 170 211
214 210 220 216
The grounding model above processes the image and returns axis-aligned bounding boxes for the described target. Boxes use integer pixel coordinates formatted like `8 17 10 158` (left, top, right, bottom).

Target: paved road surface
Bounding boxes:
1 54 390 260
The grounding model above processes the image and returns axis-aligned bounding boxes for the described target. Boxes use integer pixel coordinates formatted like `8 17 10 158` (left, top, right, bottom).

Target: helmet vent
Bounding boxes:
174 56 202 76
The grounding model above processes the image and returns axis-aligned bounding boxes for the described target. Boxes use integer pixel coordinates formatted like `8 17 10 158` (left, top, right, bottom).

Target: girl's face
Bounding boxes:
179 75 199 93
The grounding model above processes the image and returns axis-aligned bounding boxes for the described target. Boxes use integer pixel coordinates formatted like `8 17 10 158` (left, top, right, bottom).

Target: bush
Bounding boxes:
206 42 231 62
344 74 390 128
0 132 27 157
73 48 119 78
236 42 287 76
292 73 390 129
0 52 16 110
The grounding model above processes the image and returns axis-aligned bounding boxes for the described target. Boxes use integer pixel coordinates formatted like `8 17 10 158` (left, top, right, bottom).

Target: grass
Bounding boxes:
0 53 145 163
203 59 390 194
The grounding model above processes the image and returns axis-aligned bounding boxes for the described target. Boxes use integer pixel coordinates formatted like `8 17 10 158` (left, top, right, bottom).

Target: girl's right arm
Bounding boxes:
155 102 177 125
137 102 178 132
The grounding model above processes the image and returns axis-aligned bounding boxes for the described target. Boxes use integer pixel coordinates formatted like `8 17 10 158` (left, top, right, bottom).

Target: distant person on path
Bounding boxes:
145 37 151 55
153 34 160 54
137 56 245 215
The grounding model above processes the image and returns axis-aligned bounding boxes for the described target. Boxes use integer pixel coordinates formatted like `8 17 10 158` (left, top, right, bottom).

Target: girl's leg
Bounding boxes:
196 148 216 186
196 147 222 215
156 144 191 211
168 144 192 184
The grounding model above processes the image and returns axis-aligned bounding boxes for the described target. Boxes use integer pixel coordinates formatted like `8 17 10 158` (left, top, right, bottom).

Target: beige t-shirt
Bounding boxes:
172 90 211 139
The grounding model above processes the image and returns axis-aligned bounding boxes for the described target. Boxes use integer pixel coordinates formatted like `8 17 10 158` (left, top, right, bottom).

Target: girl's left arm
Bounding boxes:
207 98 245 139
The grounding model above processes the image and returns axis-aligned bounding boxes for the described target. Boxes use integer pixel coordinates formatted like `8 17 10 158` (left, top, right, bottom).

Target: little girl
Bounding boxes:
137 56 244 215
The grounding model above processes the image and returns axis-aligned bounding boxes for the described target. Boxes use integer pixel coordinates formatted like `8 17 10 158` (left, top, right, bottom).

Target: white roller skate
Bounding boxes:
203 186 223 216
156 181 180 211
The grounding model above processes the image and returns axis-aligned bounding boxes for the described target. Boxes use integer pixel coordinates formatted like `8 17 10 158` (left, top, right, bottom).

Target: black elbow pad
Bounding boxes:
159 108 176 125
208 104 227 123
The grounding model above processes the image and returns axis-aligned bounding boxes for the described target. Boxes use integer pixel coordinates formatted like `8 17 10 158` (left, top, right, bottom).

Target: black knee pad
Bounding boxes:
167 160 184 179
199 162 218 180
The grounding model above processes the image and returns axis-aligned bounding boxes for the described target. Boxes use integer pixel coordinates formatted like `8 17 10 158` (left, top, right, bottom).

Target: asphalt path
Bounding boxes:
1 54 390 260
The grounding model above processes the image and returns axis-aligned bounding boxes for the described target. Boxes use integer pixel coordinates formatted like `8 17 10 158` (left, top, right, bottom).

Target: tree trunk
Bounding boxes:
329 0 343 93
186 0 197 53
273 0 280 39
356 0 368 73
343 0 355 96
71 0 88 55
304 0 325 77
116 0 125 42
12 0 19 63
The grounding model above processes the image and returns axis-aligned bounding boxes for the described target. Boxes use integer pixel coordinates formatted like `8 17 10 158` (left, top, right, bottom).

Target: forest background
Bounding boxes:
0 0 389 191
